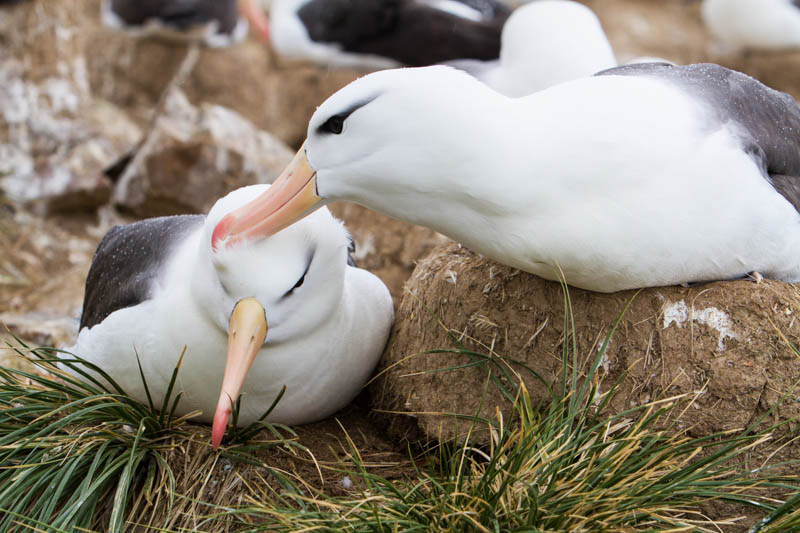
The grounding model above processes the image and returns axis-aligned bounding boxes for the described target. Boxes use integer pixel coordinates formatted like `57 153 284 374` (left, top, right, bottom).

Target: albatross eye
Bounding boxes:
282 271 306 299
283 257 313 298
319 114 346 135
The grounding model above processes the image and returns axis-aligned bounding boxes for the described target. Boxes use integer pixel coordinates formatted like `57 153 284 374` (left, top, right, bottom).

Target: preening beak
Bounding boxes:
211 298 268 450
240 0 270 43
212 143 325 251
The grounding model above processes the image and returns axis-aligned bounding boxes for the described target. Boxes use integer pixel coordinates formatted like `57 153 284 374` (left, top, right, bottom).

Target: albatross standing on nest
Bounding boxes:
72 185 393 449
211 63 800 292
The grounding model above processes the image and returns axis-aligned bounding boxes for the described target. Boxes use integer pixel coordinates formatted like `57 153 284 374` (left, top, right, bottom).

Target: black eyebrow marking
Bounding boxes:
316 93 381 135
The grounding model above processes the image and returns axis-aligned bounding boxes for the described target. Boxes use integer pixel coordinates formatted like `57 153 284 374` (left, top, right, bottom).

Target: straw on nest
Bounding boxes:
1 290 799 532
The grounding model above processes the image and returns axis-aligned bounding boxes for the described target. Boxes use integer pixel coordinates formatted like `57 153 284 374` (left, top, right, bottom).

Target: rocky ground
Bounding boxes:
1 0 800 527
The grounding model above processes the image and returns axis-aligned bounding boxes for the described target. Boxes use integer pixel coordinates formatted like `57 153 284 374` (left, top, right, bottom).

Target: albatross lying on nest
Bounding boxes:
245 0 511 69
212 63 800 292
72 185 393 449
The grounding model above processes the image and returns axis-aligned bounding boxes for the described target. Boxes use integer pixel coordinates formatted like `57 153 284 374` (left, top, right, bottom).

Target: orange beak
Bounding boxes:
211 298 268 450
240 0 271 43
212 143 325 251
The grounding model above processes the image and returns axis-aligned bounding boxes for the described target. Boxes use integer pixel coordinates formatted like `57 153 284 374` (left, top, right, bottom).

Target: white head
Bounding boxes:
210 66 512 248
487 0 616 96
201 184 349 343
701 0 800 52
197 184 352 448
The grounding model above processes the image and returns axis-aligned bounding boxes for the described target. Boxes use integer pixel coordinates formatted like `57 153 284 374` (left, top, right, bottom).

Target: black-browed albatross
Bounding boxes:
249 0 511 69
101 0 249 47
72 185 393 449
211 62 800 292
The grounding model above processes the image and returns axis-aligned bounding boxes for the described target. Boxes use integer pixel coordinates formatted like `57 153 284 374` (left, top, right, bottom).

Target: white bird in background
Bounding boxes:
702 0 800 53
212 63 800 293
448 0 617 97
72 185 393 449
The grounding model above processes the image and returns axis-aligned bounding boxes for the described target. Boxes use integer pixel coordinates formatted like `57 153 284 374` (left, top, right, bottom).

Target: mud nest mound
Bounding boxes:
373 243 800 459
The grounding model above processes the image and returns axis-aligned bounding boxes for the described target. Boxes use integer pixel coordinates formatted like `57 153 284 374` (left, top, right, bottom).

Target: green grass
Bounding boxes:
0 284 798 531
0 339 300 532
188 287 800 532
750 489 800 532
0 343 183 531
215 353 795 530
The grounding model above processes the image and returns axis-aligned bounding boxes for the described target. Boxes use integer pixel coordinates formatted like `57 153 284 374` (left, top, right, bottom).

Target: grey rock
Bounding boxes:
113 90 294 217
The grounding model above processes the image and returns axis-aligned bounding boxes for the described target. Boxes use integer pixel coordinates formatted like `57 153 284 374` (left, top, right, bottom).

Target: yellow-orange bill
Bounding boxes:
212 143 325 250
211 298 268 450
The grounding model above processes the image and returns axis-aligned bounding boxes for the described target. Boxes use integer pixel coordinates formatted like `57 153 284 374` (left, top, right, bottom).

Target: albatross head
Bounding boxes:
201 185 350 449
211 65 507 248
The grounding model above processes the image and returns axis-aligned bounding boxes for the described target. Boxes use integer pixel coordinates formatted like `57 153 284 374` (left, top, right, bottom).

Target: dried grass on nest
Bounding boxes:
1 285 800 532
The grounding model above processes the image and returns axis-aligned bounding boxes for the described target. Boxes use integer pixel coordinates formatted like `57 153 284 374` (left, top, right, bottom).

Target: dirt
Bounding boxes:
375 243 800 441
136 399 412 533
0 203 121 368
373 242 800 527
328 203 450 303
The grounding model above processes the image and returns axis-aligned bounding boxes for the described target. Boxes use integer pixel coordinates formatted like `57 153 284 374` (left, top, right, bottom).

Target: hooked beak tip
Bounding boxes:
211 403 231 450
211 214 234 252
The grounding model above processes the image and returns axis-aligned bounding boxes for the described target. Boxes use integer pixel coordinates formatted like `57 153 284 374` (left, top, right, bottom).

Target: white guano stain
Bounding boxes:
662 299 736 352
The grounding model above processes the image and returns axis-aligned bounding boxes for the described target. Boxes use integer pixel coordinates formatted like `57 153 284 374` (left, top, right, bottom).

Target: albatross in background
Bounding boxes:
72 185 393 449
101 0 250 47
246 0 510 69
212 63 800 292
448 0 617 96
702 0 800 53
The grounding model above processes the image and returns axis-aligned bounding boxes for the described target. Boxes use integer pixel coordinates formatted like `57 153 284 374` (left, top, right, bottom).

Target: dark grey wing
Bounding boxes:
597 63 800 210
80 215 205 330
110 0 240 33
298 0 402 49
297 0 508 66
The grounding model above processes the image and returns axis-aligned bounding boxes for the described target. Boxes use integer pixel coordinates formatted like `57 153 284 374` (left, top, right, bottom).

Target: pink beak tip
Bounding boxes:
211 215 234 252
211 406 231 450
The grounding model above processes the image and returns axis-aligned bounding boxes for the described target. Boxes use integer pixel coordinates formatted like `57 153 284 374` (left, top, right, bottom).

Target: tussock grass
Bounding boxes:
0 284 798 531
750 490 800 532
0 338 299 532
206 289 800 532
217 386 791 531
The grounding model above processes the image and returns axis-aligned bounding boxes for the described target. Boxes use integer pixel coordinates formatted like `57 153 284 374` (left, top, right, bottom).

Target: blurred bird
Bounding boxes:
71 185 393 450
101 0 250 47
702 0 800 53
448 0 617 96
244 0 511 69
